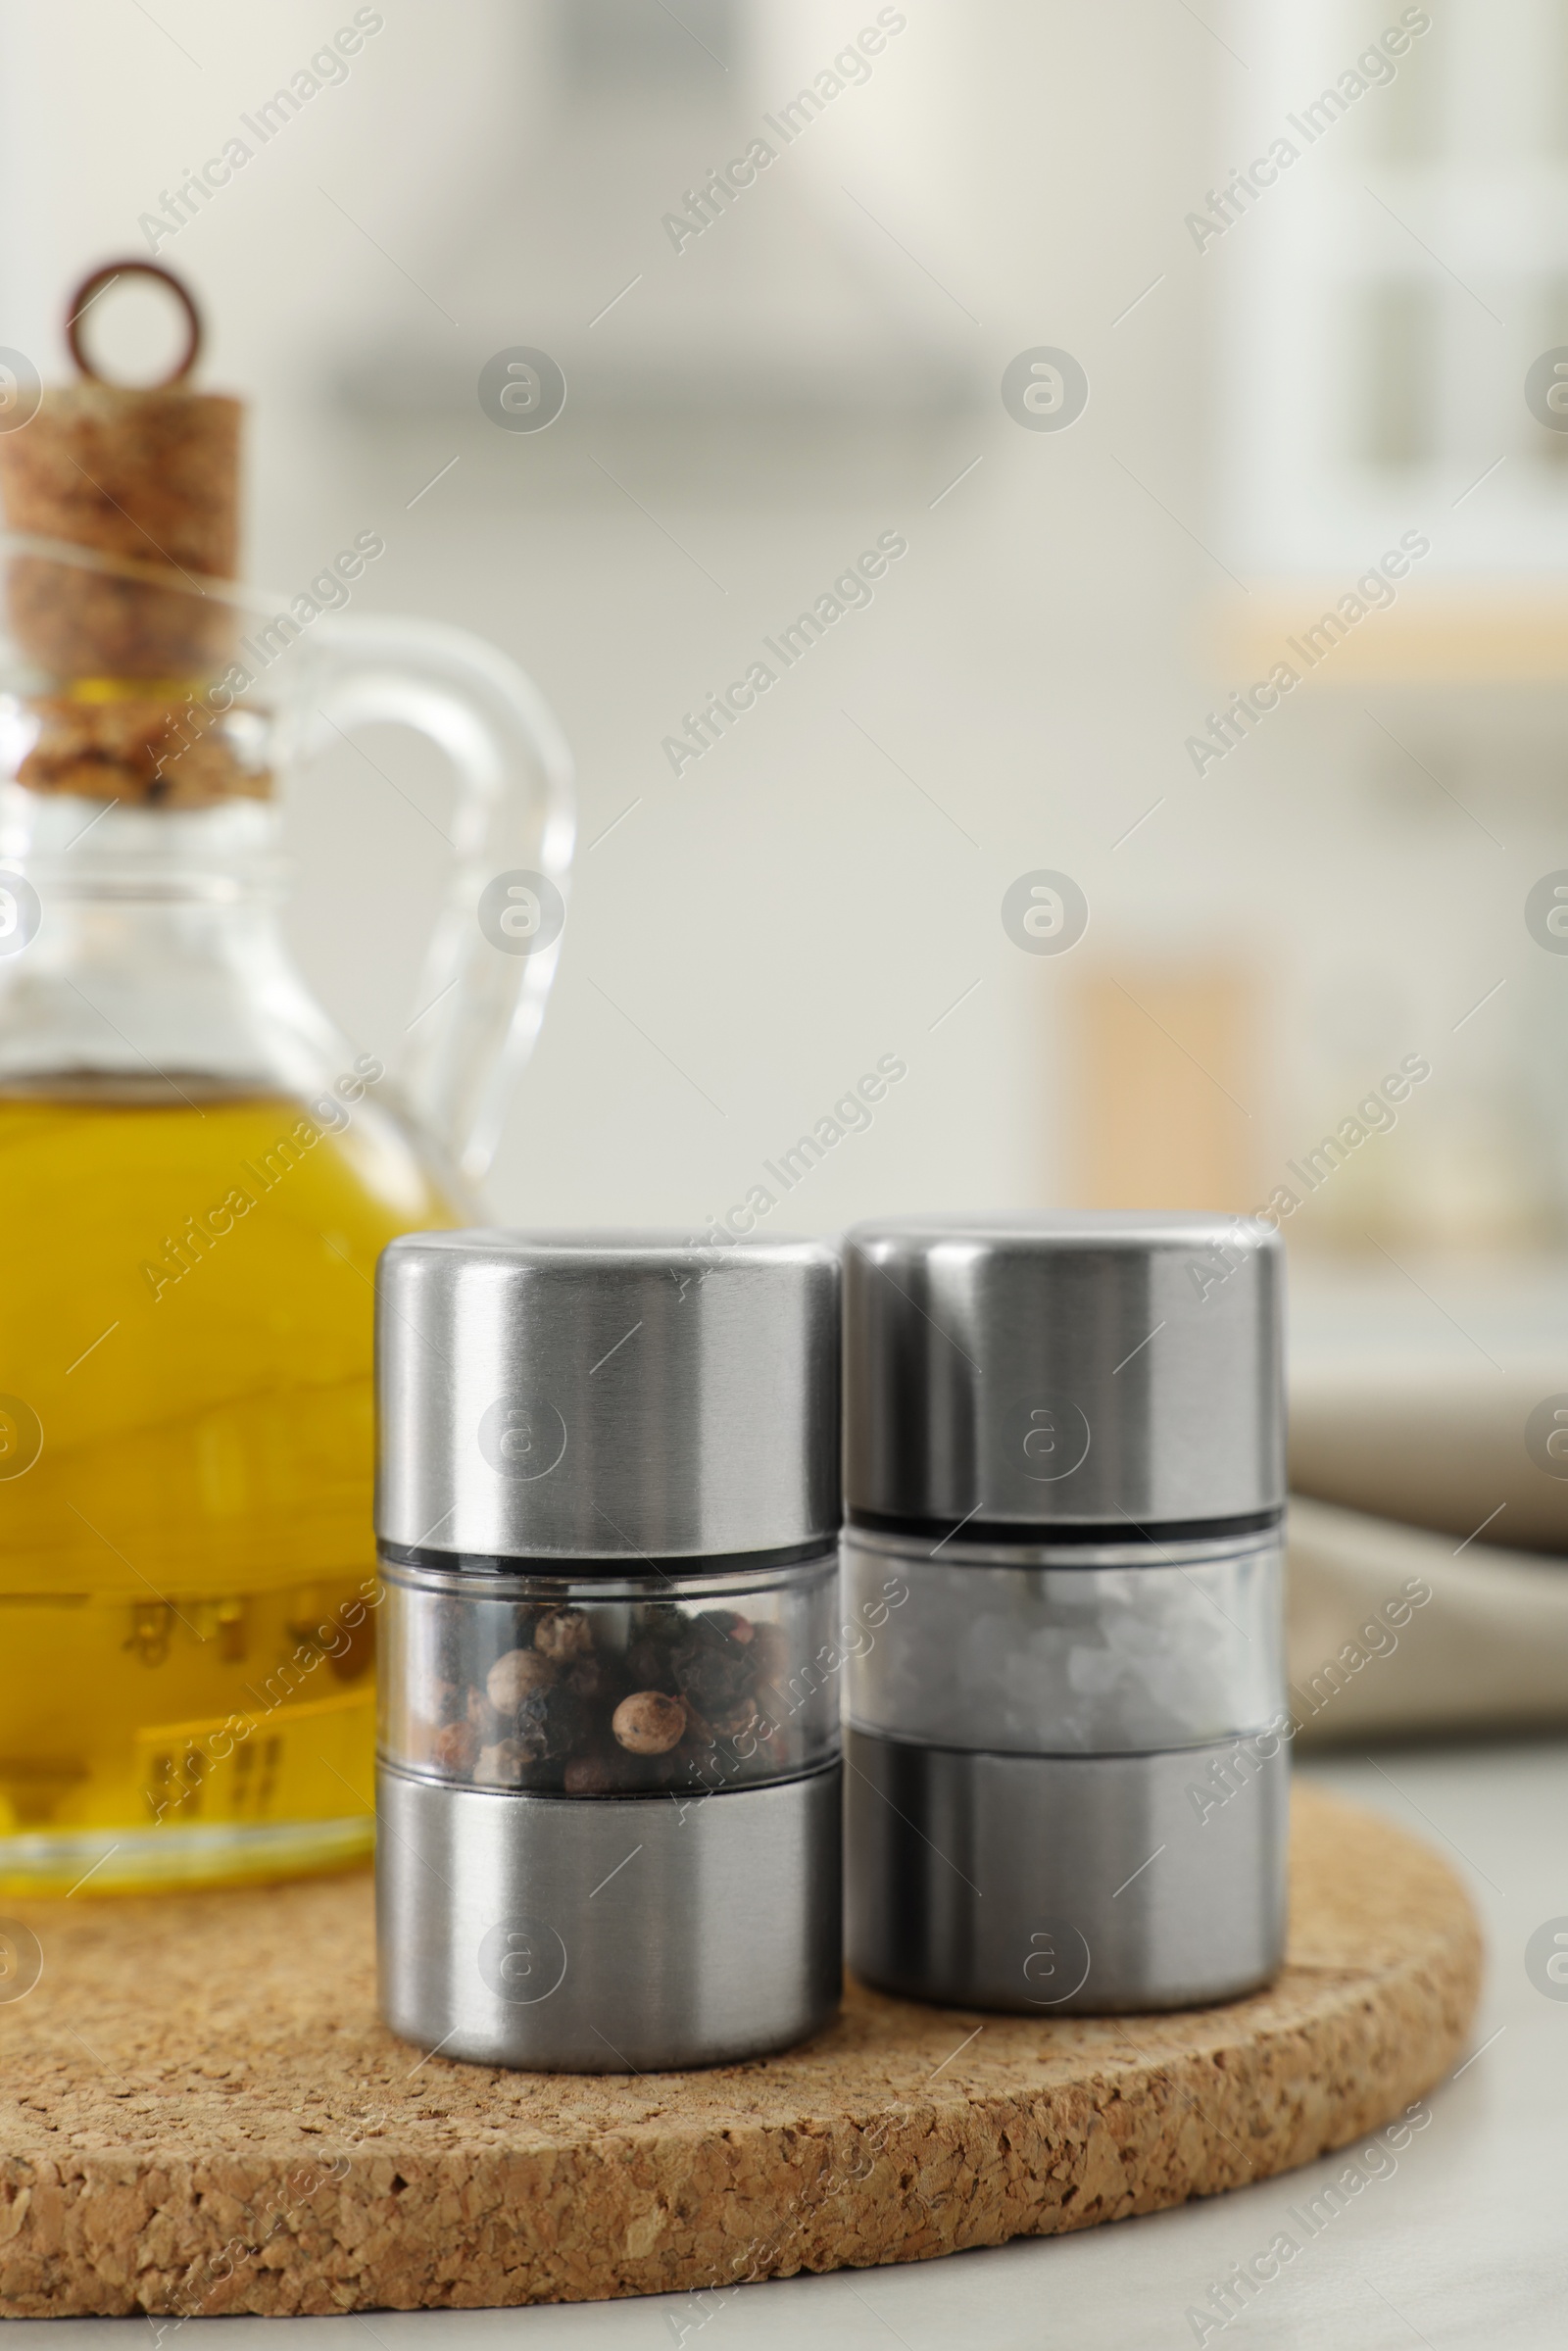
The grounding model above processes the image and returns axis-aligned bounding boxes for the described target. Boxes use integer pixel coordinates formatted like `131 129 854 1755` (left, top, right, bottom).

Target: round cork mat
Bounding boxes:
0 1785 1480 2318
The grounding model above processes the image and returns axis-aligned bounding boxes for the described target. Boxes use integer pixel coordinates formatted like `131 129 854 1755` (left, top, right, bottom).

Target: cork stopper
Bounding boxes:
0 262 263 807
0 380 241 678
0 260 240 679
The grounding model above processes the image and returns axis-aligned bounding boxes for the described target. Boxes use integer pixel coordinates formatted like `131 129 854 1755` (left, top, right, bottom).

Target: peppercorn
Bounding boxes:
487 1647 555 1710
423 1676 465 1726
671 1618 755 1725
563 1654 609 1703
475 1738 530 1787
700 1608 755 1645
624 1629 679 1690
612 1690 686 1754
514 1682 589 1763
466 1686 503 1743
708 1695 761 1739
534 1607 594 1662
429 1718 478 1774
564 1755 615 1795
678 1696 715 1747
747 1621 789 1690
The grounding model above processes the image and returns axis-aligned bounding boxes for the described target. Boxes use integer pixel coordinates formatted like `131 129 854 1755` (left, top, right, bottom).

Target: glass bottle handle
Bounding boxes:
300 612 574 1187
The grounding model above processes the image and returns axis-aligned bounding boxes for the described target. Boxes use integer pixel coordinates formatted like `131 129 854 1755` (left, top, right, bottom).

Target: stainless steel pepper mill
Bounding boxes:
374 1230 843 2071
843 1212 1288 2014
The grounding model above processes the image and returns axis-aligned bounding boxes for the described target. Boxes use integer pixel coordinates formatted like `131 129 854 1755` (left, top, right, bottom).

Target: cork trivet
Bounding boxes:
0 1785 1481 2318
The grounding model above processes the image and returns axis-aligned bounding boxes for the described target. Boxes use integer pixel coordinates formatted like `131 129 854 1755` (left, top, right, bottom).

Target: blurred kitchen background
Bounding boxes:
2 0 1565 1263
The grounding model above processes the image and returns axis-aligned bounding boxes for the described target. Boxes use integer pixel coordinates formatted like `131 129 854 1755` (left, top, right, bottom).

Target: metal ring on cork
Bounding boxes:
65 260 203 387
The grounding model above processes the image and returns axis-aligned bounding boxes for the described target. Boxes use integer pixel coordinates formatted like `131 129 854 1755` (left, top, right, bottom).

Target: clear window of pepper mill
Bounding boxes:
379 1552 839 1797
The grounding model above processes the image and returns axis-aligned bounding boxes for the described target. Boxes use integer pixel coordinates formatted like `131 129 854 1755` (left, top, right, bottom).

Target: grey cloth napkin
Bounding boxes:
1278 1279 1568 1739
1287 1352 1568 1740
1290 1361 1568 1554
1288 1494 1568 1743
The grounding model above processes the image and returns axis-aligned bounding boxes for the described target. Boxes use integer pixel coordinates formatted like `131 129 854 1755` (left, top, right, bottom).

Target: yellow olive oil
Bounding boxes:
0 1079 457 1892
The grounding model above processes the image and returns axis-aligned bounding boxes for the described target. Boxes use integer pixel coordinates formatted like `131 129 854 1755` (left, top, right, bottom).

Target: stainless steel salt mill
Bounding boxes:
843 1212 1288 2014
374 1231 843 2070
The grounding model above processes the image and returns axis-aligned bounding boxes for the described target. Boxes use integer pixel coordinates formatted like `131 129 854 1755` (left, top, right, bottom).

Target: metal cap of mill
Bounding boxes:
375 1230 842 1563
844 1213 1285 1536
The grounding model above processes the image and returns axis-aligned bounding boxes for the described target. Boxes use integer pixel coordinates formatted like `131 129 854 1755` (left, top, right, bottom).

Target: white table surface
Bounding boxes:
14 1738 1565 2351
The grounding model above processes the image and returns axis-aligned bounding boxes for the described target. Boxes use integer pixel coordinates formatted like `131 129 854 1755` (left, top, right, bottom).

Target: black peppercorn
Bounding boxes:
670 1616 755 1726
514 1681 589 1763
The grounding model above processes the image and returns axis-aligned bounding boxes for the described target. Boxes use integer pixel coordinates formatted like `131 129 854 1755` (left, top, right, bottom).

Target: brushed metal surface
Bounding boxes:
845 1728 1288 2013
377 1761 842 2070
376 1230 840 1559
844 1212 1284 1530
